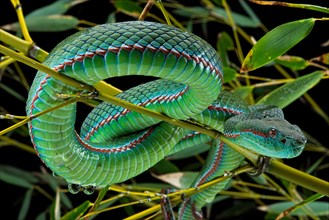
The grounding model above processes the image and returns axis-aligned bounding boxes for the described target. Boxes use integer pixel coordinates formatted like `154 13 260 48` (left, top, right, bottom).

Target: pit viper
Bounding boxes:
26 21 306 219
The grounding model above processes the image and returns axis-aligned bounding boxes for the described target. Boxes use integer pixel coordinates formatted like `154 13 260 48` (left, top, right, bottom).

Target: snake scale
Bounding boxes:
26 21 306 219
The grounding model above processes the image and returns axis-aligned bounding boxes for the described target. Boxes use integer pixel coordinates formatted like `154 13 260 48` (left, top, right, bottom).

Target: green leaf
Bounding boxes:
239 0 261 26
275 55 308 70
26 0 87 17
151 159 179 174
173 7 209 18
11 15 79 32
153 172 199 189
223 66 237 83
212 7 261 28
114 0 142 17
60 192 73 209
241 18 315 72
61 201 92 220
106 12 116 24
257 71 323 108
248 175 268 185
233 86 254 100
35 210 47 220
120 197 135 216
217 32 234 66
168 143 210 160
18 188 33 220
265 201 329 216
0 165 37 188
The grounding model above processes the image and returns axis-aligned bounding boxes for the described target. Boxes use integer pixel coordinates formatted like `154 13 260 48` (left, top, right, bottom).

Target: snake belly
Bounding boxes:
26 21 223 187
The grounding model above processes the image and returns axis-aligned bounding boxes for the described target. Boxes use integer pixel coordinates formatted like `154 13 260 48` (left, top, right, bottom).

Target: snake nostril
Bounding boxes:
280 138 286 144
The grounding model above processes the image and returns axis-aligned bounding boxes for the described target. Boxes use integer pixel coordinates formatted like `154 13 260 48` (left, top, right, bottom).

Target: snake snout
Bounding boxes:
294 136 307 147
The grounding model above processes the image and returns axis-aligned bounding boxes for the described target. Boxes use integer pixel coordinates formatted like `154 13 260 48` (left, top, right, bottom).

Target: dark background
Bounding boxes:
1 0 328 219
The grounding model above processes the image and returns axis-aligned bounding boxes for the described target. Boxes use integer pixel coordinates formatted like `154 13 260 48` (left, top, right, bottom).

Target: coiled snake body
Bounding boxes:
26 21 306 219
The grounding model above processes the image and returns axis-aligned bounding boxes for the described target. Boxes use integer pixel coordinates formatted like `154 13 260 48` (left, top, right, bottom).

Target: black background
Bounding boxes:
1 0 328 219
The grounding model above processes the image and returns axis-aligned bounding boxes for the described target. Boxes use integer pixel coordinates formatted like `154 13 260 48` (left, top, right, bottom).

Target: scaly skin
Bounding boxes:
26 21 306 219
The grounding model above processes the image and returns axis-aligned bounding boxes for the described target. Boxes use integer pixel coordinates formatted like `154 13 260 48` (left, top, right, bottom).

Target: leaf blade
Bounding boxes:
241 18 315 72
257 71 323 108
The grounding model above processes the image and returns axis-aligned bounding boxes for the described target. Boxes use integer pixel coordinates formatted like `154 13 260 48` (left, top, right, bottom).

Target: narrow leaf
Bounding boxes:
275 55 308 70
114 0 142 17
257 71 323 108
239 0 261 26
233 86 254 100
153 172 199 189
61 201 92 220
241 18 315 72
18 188 33 220
217 31 235 66
173 7 209 18
212 7 261 28
35 210 47 220
223 66 237 83
151 159 179 174
0 165 36 188
276 193 325 219
26 0 87 17
106 12 116 24
262 201 329 216
10 15 79 32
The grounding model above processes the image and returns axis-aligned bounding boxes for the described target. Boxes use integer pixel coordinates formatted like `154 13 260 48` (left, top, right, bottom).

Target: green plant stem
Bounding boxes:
0 45 93 91
270 160 329 196
0 29 32 55
221 137 329 197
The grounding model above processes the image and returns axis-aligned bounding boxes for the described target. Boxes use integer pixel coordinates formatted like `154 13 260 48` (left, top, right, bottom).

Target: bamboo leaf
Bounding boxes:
233 86 254 100
113 0 143 17
275 55 308 70
257 71 323 108
61 201 92 220
35 210 47 220
223 66 238 83
239 0 261 26
106 12 116 24
26 0 87 17
241 18 315 72
18 188 33 220
212 7 261 27
262 201 329 217
151 159 180 174
0 165 37 188
9 15 79 32
173 7 209 18
217 31 235 66
153 172 199 189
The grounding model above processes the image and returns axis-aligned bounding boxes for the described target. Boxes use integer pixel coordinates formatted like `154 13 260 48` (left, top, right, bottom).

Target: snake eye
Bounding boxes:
268 128 277 138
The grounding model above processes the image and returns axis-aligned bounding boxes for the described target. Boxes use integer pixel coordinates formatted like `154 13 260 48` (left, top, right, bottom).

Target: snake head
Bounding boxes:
224 108 307 158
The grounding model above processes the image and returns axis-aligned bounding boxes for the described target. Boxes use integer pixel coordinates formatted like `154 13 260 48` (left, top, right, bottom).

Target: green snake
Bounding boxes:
26 21 306 219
